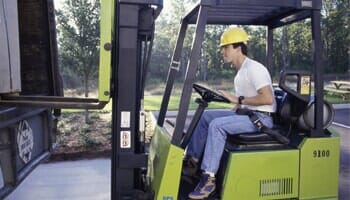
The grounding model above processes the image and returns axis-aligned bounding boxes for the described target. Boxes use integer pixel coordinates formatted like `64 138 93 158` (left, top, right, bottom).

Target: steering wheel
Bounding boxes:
193 83 230 103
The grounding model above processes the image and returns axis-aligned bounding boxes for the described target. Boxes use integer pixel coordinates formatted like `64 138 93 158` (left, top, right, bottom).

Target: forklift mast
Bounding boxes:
110 0 162 199
0 0 162 199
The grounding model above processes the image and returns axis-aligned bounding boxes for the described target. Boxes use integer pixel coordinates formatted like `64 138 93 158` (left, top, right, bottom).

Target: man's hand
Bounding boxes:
218 90 238 104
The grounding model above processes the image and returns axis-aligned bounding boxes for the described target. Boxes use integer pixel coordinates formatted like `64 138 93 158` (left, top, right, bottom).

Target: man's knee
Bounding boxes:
200 110 212 124
208 119 226 137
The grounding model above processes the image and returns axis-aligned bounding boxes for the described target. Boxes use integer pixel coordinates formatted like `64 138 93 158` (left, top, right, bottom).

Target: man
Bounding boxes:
183 27 276 199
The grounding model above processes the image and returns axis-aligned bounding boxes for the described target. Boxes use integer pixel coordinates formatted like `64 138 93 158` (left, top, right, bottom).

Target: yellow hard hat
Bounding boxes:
220 27 249 47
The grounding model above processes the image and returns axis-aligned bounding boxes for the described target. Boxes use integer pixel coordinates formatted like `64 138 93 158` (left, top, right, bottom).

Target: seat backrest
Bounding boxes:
273 89 293 126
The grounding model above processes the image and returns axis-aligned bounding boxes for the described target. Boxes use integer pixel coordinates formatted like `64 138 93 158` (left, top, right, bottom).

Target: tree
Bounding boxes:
56 0 100 122
203 25 229 80
281 26 290 70
149 0 197 83
149 0 349 83
322 0 350 74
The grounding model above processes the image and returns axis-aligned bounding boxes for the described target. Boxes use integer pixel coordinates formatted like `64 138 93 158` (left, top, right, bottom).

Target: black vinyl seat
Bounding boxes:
226 89 292 148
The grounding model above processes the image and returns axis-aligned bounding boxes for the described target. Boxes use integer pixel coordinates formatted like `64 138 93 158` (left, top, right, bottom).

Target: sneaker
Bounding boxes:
188 173 216 199
182 156 199 176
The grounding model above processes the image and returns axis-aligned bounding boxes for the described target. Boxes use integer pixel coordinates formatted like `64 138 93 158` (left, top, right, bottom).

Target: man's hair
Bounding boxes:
232 42 248 56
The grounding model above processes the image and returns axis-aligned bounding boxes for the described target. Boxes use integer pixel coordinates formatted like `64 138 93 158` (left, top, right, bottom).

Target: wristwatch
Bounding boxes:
238 96 245 104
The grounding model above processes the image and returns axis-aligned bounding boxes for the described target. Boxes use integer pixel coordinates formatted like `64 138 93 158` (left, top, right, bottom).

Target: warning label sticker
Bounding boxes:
301 76 311 95
120 131 131 148
17 120 34 164
120 111 130 128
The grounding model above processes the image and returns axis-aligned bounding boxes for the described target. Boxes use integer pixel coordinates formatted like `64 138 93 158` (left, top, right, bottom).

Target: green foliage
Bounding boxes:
244 26 266 64
80 131 99 148
56 0 100 94
149 0 349 83
271 21 313 76
70 126 79 133
322 0 350 73
80 124 100 148
80 125 91 134
325 94 350 104
203 25 229 80
143 95 232 111
149 0 197 82
55 0 349 100
59 92 348 113
89 112 100 120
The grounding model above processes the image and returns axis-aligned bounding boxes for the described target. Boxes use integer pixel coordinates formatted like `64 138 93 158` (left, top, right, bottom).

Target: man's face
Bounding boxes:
220 44 238 64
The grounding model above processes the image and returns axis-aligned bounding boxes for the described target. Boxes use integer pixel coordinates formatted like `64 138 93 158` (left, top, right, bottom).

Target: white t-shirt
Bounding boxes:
234 57 276 113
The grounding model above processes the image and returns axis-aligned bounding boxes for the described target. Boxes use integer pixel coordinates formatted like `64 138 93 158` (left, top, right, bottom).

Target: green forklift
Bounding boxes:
0 0 340 199
147 0 340 199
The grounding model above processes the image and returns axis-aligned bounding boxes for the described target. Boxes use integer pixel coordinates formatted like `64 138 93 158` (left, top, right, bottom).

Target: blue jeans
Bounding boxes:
186 109 273 174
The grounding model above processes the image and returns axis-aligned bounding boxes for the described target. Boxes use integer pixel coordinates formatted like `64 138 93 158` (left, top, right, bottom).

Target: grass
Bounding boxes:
61 80 350 114
144 95 232 111
61 95 231 113
324 95 349 104
61 93 348 114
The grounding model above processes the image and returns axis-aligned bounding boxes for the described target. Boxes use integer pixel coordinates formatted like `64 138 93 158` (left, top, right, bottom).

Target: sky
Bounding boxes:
54 0 63 8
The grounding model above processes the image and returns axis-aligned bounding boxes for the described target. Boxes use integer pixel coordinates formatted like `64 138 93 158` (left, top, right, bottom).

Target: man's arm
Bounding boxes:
219 85 274 106
241 85 274 106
